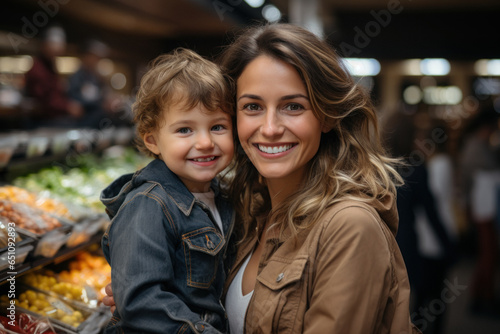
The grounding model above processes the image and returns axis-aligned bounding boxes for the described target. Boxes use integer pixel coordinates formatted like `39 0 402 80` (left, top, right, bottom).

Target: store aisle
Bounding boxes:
443 256 500 334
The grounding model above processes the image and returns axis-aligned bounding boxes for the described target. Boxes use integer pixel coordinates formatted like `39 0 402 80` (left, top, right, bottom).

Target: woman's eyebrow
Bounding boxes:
280 94 309 101
237 93 309 101
237 94 262 101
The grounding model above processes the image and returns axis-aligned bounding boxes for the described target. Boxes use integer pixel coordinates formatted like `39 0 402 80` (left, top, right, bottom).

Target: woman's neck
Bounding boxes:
265 163 309 209
266 177 302 209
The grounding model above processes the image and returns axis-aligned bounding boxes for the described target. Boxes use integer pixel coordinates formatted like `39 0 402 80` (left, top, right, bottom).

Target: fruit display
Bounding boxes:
0 220 22 248
57 252 111 302
0 312 56 334
0 201 61 235
13 147 151 212
2 290 88 329
0 186 73 221
21 273 98 308
0 147 148 331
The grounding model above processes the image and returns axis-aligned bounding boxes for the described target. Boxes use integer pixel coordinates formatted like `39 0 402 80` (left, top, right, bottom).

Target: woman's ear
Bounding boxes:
320 114 333 133
321 122 332 133
143 133 161 156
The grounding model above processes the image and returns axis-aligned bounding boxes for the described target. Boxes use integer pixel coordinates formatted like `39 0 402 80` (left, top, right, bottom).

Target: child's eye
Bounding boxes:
177 127 192 134
284 103 304 112
211 124 226 131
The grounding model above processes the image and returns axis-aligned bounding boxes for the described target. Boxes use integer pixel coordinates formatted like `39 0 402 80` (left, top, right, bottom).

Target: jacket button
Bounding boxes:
195 323 205 332
276 273 284 282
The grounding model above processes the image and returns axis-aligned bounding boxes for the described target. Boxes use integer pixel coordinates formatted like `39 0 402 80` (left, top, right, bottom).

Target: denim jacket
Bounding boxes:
101 159 235 334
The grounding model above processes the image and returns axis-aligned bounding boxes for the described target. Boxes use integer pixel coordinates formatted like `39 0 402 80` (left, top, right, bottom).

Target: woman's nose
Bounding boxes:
195 132 215 150
260 109 285 137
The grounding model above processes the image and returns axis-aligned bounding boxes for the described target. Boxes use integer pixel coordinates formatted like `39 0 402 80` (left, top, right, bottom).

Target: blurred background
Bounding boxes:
0 1 499 333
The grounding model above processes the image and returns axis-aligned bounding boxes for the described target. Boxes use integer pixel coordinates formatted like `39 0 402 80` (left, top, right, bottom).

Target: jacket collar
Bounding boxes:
136 159 221 216
101 158 221 218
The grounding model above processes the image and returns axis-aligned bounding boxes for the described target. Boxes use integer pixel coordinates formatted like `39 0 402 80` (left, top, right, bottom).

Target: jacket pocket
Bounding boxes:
251 256 308 333
182 227 225 289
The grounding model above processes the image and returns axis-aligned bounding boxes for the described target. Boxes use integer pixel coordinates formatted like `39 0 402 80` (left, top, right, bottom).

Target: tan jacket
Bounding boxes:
223 196 421 334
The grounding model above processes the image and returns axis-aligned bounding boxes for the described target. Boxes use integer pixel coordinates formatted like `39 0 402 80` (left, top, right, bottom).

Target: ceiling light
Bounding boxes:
343 58 381 76
111 73 127 90
423 86 462 105
262 5 281 22
402 59 422 76
244 0 265 8
55 57 81 74
0 56 33 73
403 85 422 105
420 58 450 76
487 59 500 76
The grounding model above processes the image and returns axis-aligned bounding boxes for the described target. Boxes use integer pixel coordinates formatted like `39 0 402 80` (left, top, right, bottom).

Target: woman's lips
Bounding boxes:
253 143 297 157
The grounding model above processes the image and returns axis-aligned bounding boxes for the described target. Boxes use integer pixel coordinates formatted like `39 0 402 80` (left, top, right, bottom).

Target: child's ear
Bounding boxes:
143 133 161 155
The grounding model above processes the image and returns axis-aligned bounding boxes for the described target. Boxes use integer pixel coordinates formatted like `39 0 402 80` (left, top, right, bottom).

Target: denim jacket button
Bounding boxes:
195 323 205 332
276 273 284 282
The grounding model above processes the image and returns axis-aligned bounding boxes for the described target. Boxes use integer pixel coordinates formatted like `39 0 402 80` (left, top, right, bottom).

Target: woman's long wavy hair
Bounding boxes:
218 24 403 242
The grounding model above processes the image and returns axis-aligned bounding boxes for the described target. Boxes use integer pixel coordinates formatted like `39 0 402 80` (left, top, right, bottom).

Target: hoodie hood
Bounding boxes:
371 192 399 237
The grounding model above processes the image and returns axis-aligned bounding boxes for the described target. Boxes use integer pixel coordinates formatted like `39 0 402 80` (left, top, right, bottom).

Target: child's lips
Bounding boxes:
189 155 220 166
190 156 217 162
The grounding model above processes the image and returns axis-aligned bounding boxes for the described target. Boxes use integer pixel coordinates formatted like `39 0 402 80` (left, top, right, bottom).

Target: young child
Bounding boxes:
100 48 235 334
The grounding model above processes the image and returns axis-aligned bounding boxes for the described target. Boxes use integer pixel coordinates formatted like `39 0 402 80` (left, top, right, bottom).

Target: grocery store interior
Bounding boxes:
1 0 500 333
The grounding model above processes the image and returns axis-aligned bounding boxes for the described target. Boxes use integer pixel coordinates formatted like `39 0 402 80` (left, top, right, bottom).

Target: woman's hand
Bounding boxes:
102 283 116 314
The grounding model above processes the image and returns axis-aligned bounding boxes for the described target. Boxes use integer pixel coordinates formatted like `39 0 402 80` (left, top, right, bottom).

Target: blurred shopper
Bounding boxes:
68 39 111 128
384 112 455 333
458 107 500 316
24 26 82 127
414 123 459 334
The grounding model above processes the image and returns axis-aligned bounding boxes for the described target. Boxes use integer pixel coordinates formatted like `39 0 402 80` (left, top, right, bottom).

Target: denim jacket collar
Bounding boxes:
101 158 221 218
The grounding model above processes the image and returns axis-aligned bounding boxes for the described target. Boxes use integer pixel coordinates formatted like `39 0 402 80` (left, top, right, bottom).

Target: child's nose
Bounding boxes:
195 132 215 150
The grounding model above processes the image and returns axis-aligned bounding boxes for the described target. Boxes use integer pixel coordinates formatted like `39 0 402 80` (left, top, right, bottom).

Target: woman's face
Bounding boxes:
236 55 324 184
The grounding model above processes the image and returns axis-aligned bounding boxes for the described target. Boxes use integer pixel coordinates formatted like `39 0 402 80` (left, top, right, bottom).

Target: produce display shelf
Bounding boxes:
0 126 138 333
0 127 135 174
0 233 102 284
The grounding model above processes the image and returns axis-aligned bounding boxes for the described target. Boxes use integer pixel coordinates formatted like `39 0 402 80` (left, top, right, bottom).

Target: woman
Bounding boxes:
105 23 419 333
219 23 418 334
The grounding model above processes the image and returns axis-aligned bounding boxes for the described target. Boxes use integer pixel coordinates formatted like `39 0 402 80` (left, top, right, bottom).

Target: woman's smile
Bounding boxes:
254 143 296 155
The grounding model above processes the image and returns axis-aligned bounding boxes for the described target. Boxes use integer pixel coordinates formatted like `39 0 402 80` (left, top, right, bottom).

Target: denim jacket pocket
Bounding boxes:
250 257 308 333
182 227 225 289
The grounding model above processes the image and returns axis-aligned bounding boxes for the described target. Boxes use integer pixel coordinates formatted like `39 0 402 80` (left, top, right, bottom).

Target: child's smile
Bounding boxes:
144 102 234 193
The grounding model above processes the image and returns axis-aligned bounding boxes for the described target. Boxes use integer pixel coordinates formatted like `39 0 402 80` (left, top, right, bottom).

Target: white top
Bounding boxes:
192 191 224 233
225 253 253 334
471 169 500 221
415 154 458 257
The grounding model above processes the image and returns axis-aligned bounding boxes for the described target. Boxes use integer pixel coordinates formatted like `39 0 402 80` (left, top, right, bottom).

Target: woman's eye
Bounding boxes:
177 127 192 134
242 103 261 112
284 103 304 112
211 124 226 131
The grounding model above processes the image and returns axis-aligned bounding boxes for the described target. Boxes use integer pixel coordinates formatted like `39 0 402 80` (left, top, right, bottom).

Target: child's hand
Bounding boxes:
102 283 116 314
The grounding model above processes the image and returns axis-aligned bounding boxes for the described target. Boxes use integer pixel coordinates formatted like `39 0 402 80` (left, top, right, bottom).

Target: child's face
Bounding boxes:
144 103 233 193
